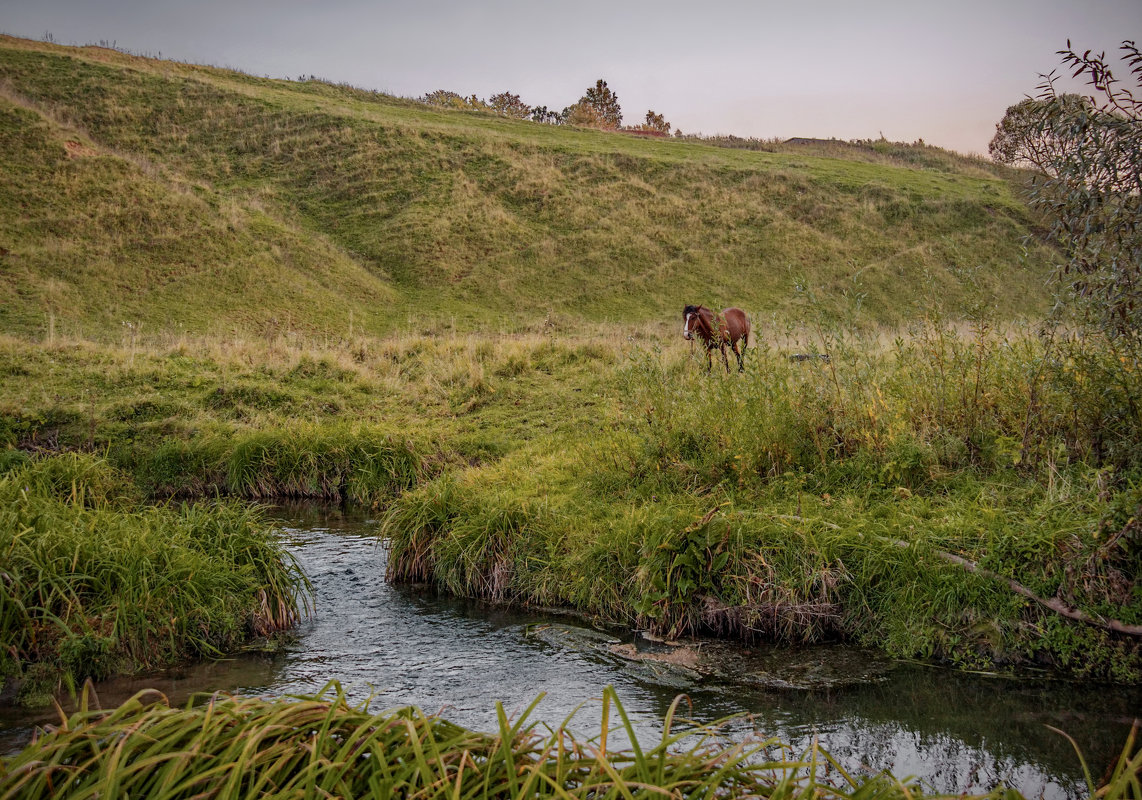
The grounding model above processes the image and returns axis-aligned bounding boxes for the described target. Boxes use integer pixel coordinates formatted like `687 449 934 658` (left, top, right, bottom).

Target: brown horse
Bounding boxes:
682 305 751 372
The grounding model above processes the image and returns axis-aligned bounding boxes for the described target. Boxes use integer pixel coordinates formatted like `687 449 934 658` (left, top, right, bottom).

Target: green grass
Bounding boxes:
9 680 1130 800
1 315 1139 683
381 320 1142 682
0 453 310 706
0 33 1137 692
0 330 621 498
0 34 1058 340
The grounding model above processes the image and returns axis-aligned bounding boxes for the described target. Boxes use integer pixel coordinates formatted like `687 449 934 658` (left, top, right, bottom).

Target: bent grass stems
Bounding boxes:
0 681 977 799
7 682 1135 799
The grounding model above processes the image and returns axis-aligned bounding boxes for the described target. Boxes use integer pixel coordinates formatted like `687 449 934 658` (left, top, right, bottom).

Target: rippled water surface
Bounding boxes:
3 505 1139 798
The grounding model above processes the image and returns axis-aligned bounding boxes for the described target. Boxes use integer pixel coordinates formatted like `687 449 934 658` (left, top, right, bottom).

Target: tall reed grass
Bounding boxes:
0 453 310 705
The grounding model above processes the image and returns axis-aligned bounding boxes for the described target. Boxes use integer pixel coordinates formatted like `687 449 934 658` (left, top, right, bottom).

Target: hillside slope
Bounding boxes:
0 35 1056 338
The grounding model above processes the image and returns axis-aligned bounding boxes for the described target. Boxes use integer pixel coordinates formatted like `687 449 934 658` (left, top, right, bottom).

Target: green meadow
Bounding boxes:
1 33 1140 798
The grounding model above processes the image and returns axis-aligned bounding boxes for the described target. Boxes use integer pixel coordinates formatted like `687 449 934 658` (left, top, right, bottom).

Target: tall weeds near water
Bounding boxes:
0 453 310 705
384 322 1142 678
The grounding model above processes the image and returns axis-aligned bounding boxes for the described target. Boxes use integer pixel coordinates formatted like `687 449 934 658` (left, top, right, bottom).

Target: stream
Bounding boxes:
2 504 1138 798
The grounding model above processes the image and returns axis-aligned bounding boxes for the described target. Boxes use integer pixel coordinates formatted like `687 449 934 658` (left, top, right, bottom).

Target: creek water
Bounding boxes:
2 504 1139 798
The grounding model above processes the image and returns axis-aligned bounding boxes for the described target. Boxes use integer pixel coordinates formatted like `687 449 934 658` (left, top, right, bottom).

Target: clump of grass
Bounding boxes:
128 425 424 503
0 453 310 705
0 681 972 799
223 424 423 503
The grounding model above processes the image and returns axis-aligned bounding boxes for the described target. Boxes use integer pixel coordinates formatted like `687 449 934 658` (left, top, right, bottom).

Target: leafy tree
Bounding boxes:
989 94 1089 173
642 110 671 135
489 91 531 119
579 79 622 129
421 89 464 108
529 105 561 124
420 90 489 111
1013 41 1142 346
561 102 603 127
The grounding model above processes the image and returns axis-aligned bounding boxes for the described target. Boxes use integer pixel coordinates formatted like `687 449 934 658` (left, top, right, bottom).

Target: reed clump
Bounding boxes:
0 453 310 706
138 424 424 503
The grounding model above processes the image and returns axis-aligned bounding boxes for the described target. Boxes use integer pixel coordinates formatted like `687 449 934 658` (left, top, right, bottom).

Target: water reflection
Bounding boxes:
2 503 1137 799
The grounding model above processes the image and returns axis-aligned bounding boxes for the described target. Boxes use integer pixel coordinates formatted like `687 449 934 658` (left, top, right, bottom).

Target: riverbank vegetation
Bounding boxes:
3 682 1138 799
0 453 309 706
382 317 1142 682
3 315 1140 683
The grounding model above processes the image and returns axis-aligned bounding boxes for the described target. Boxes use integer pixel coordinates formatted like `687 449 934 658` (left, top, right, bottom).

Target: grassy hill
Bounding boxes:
0 34 1056 339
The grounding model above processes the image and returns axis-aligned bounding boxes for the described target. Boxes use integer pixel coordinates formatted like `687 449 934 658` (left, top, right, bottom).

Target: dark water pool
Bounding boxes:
3 504 1138 797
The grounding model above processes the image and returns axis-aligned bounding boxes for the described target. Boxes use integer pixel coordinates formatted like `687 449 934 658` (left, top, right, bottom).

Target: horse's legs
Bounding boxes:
705 346 713 372
721 344 731 373
735 340 747 372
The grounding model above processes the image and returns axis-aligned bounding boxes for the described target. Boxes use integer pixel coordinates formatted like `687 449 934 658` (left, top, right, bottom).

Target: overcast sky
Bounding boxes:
2 0 1139 155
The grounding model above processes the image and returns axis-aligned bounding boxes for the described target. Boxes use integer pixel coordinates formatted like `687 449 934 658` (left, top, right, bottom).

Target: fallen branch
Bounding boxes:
888 538 1142 637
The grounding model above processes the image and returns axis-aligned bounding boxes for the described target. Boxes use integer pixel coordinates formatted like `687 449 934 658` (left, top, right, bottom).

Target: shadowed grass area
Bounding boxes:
0 453 310 706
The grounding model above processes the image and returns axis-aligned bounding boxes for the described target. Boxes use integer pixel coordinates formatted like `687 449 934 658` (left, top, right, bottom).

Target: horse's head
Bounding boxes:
682 305 702 340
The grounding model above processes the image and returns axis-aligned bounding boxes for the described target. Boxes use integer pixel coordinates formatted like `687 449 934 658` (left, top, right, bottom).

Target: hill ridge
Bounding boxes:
0 35 1056 339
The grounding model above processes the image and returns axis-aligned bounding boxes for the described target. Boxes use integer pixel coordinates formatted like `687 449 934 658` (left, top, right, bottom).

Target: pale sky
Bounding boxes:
2 0 1139 155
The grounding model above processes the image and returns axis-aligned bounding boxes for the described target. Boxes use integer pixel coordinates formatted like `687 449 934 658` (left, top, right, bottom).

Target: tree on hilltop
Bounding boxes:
561 102 603 127
489 91 532 119
530 105 561 124
420 90 489 111
575 79 622 129
642 110 671 135
989 94 1089 173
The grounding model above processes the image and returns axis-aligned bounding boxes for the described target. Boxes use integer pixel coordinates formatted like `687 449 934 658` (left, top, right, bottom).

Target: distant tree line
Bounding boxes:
419 78 672 136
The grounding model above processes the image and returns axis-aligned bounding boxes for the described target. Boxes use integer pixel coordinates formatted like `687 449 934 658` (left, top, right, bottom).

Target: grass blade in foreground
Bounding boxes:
5 681 1119 799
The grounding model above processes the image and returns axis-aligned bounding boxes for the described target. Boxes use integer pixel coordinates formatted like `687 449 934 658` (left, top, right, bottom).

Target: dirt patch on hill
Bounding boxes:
64 140 99 158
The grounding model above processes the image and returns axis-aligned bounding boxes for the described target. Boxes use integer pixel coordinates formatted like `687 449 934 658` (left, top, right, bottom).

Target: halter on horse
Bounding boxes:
682 305 751 373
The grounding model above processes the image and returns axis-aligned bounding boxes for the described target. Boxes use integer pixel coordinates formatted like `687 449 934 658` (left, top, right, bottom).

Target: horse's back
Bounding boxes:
722 307 750 343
